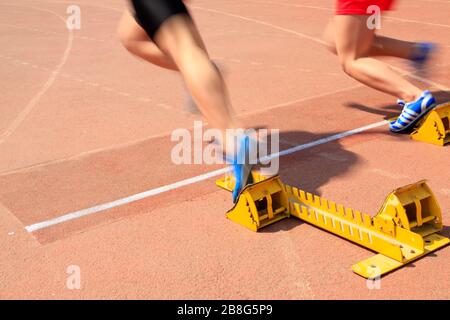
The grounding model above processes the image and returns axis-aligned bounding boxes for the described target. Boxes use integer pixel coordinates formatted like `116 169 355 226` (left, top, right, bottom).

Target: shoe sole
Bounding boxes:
233 163 254 203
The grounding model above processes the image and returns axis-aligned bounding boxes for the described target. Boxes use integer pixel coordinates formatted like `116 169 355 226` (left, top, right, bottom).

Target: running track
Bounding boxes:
0 0 449 299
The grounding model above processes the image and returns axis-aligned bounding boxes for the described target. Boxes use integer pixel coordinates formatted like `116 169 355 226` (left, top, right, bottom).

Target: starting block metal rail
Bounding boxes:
217 172 449 278
411 102 450 146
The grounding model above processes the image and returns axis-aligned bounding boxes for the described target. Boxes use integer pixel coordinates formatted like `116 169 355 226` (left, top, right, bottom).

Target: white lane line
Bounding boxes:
25 167 230 232
263 120 388 161
25 120 388 233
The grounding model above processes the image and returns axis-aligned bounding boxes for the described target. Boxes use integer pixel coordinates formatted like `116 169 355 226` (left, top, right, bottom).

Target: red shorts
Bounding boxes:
336 0 395 15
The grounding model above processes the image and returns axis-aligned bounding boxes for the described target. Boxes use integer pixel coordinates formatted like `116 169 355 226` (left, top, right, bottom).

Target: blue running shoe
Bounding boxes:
396 99 405 107
232 135 254 203
389 91 436 133
410 42 437 76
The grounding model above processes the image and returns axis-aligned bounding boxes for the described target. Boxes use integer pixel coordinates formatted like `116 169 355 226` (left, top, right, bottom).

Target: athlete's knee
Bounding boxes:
176 47 210 76
119 36 134 52
117 17 142 54
338 56 355 75
117 24 133 51
160 34 207 66
116 24 132 50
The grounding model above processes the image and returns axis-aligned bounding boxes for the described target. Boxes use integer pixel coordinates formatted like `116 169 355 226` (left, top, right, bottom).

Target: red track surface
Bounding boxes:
0 0 449 299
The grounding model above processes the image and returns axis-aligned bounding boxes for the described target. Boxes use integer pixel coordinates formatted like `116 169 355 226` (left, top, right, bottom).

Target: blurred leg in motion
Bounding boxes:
322 0 437 132
118 1 252 201
323 19 436 67
332 15 423 102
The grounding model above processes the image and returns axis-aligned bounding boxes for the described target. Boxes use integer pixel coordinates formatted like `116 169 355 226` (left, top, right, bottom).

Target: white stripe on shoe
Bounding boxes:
404 108 419 117
401 112 415 121
399 115 412 124
421 95 432 112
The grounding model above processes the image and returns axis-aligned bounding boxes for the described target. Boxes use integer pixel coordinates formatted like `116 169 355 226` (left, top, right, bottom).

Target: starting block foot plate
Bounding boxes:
352 233 450 278
223 175 290 231
411 102 450 146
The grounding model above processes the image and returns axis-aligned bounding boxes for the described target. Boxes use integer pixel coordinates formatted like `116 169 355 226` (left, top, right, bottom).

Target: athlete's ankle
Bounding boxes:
400 91 423 103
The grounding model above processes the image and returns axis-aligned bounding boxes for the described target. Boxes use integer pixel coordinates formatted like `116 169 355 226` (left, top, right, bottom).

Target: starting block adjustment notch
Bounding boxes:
286 186 406 262
411 102 450 146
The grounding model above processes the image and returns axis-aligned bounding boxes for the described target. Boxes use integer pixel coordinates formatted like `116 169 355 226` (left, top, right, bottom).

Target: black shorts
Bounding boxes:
131 0 190 40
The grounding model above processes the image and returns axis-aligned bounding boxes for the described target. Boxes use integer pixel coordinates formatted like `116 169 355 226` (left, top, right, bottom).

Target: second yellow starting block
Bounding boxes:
217 172 449 278
410 102 450 146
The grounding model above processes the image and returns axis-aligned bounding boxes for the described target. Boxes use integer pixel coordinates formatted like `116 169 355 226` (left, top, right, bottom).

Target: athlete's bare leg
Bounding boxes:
323 19 417 59
325 15 423 102
118 11 239 152
118 11 178 70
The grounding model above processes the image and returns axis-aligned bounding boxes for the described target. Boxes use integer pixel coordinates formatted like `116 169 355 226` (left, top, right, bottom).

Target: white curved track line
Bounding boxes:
242 0 333 12
194 5 450 92
414 0 450 4
193 5 327 46
19 0 123 12
387 16 450 29
22 0 449 92
242 0 450 29
0 4 73 145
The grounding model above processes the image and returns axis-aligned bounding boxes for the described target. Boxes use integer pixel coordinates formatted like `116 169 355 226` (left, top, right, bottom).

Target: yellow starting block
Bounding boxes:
411 102 450 146
217 173 449 278
217 173 290 231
